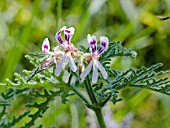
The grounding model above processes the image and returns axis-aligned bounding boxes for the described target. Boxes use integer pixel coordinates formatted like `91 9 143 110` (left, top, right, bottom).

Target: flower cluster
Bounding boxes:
40 26 109 83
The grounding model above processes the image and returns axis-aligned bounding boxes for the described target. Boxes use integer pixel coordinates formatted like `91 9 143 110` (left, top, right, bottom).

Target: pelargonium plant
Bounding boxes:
0 26 170 128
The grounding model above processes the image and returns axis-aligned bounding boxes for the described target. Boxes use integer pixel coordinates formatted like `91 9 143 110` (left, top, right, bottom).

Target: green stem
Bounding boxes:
84 76 106 128
84 77 97 104
69 72 91 105
69 71 106 128
94 108 107 128
0 106 6 120
72 87 91 105
68 73 73 85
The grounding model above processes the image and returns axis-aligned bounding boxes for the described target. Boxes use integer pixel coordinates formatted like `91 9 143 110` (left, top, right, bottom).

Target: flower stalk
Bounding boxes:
68 72 90 105
84 76 97 104
94 108 107 128
68 71 106 128
84 76 106 128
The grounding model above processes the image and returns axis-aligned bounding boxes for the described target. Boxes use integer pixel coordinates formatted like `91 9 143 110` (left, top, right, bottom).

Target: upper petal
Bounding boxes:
42 38 50 54
55 26 68 49
87 34 97 54
93 59 108 79
55 55 66 76
97 36 109 55
80 60 93 80
64 27 75 46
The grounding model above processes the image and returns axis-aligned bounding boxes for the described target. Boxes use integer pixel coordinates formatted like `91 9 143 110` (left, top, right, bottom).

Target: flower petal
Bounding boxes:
97 36 109 55
42 38 50 54
80 60 93 80
55 55 66 76
64 27 75 46
93 59 108 79
55 26 69 49
53 46 60 52
68 54 77 72
87 34 97 54
40 58 54 69
92 64 98 83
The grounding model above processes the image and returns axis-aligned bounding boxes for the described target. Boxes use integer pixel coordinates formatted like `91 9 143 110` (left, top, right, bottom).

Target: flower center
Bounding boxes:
64 44 78 58
85 53 100 63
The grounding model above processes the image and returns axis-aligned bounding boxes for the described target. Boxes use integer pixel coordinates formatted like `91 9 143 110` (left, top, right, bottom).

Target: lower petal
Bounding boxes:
55 55 66 76
93 59 108 79
40 58 54 69
92 65 98 83
80 60 93 80
68 55 77 72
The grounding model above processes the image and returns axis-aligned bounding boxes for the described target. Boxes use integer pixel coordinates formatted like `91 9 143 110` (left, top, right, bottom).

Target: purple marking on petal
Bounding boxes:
57 37 64 44
101 41 106 47
87 34 97 54
65 35 70 45
55 26 75 49
65 29 70 33
44 45 48 50
98 42 107 54
65 35 68 41
58 31 61 35
64 27 75 46
90 41 96 44
42 38 50 54
55 26 66 45
92 46 96 53
97 36 109 55
65 34 70 42
97 47 102 54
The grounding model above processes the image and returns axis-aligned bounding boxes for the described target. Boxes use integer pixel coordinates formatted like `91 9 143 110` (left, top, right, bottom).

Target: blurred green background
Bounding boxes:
0 0 170 127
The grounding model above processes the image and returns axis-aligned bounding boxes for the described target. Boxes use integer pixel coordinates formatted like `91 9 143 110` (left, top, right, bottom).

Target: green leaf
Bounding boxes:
0 100 11 106
107 63 170 96
4 111 30 128
101 41 137 61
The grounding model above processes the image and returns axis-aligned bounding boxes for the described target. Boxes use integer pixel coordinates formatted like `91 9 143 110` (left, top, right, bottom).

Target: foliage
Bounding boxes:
0 0 170 127
0 40 170 127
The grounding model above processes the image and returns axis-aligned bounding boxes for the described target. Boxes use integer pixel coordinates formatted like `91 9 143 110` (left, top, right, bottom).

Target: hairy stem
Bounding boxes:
72 86 91 104
84 76 97 104
84 76 106 128
69 72 91 105
94 108 107 128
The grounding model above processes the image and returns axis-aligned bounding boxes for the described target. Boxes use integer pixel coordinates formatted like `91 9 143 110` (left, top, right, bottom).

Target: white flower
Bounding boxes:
40 38 64 70
55 26 77 76
80 34 109 83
